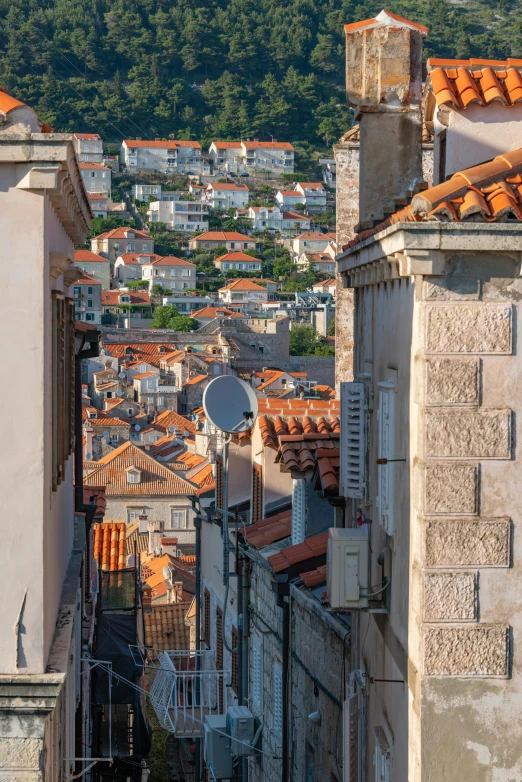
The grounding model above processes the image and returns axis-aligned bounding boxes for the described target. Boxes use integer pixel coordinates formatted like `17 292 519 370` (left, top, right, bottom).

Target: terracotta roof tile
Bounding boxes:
84 442 195 496
76 272 101 285
148 255 195 267
218 278 267 292
93 226 150 241
183 374 208 386
193 231 254 242
93 522 126 571
215 251 261 262
190 306 245 319
268 532 329 574
117 252 162 265
343 149 522 250
74 249 109 263
242 141 294 150
428 59 522 110
243 509 292 549
144 603 191 651
155 410 197 435
101 291 150 306
79 162 111 171
300 564 327 588
212 141 242 149
124 139 200 149
208 182 249 191
344 10 428 35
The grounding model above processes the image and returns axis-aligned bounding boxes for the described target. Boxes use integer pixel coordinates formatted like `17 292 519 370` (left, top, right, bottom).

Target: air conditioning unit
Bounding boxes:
327 528 369 610
227 706 255 757
203 715 233 779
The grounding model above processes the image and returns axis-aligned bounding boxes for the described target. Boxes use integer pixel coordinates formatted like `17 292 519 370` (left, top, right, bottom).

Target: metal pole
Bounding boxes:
222 437 229 586
241 558 250 782
194 515 202 782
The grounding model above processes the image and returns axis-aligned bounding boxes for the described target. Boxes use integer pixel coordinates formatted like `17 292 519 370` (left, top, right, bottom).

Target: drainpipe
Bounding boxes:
241 557 251 782
194 513 202 782
274 575 290 782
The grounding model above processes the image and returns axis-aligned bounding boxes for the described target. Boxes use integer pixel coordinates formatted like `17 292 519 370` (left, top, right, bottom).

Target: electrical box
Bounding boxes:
227 706 255 757
327 528 369 610
203 715 233 779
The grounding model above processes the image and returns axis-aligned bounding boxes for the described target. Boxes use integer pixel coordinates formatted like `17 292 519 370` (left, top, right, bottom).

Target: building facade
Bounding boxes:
73 132 103 163
120 139 205 175
147 198 209 232
74 248 111 289
79 161 111 193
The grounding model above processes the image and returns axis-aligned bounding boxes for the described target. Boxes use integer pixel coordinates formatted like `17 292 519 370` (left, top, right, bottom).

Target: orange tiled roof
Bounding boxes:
268 532 329 574
93 227 150 240
256 370 290 391
344 10 428 35
117 252 162 265
312 279 336 287
183 373 208 386
279 190 305 197
0 88 28 116
428 58 522 110
300 564 327 588
79 162 111 171
93 522 126 571
189 463 214 488
215 251 260 262
101 291 150 306
124 139 201 149
193 231 254 242
190 306 245 319
344 149 522 250
133 371 157 380
175 451 206 468
311 384 336 400
76 272 101 285
219 278 267 292
283 211 309 221
155 410 197 435
74 133 102 140
103 343 176 361
243 509 292 549
74 249 109 263
149 255 195 267
212 141 242 149
84 441 195 495
258 407 340 449
208 182 249 191
90 416 130 428
144 603 191 651
82 407 98 420
296 182 325 191
242 141 294 150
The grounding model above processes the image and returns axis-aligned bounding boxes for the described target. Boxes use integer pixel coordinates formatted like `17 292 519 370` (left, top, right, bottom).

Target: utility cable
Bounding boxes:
27 25 153 141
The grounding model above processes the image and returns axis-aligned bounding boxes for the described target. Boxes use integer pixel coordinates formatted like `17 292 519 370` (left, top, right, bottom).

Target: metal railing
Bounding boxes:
137 648 227 737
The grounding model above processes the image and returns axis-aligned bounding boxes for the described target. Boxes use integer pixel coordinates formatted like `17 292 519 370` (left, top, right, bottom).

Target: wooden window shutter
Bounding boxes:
340 381 368 500
216 606 223 713
252 462 263 524
231 627 238 694
204 589 211 646
252 635 262 708
376 382 395 535
291 478 306 545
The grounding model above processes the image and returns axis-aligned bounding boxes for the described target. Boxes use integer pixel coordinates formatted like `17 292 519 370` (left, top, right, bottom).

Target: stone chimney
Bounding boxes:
345 10 427 227
83 424 93 459
147 519 162 555
174 581 183 602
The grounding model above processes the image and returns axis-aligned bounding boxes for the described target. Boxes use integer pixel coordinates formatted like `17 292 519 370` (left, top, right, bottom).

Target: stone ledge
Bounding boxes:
424 624 509 677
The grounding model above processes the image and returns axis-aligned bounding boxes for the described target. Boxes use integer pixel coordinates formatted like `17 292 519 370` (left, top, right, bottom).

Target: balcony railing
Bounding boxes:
142 649 226 737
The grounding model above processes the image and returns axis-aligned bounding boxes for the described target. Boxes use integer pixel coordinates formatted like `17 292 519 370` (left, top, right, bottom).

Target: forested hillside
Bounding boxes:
0 0 521 149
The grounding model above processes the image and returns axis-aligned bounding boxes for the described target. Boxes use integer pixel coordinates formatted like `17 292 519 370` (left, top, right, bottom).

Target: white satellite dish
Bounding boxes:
103 431 110 440
168 406 174 411
119 371 127 379
135 424 141 431
127 554 139 568
202 376 258 434
162 566 171 579
169 425 176 433
86 452 92 460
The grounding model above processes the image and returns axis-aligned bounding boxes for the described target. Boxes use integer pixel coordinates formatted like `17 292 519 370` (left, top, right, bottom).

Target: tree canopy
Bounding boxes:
150 304 198 331
1 0 515 150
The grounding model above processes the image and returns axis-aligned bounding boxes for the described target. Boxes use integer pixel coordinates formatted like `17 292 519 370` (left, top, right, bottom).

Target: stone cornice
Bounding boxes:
0 134 91 243
336 221 522 282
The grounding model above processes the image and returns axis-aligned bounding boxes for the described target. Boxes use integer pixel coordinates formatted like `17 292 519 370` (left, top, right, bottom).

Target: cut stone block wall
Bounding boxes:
425 358 479 406
425 303 512 354
425 409 511 459
424 572 476 621
425 518 510 568
424 463 479 515
423 625 509 676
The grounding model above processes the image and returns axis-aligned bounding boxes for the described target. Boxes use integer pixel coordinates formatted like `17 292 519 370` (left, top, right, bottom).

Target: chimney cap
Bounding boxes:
344 9 428 35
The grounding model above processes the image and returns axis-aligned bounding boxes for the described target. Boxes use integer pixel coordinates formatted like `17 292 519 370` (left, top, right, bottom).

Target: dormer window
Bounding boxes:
125 231 135 239
158 346 166 353
120 295 130 303
126 466 142 484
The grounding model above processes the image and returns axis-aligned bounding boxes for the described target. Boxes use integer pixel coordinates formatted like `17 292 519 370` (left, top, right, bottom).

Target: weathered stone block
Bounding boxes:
425 518 510 567
424 572 476 621
425 409 511 459
0 737 41 768
425 303 512 354
425 358 479 406
424 279 479 301
424 625 509 676
425 463 478 515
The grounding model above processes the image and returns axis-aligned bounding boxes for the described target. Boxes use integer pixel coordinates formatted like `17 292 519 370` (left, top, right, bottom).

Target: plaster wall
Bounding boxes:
441 103 522 179
103 496 196 544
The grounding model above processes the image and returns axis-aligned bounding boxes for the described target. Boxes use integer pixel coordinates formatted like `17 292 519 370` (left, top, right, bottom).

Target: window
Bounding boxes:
85 313 94 321
377 382 396 535
231 627 238 694
127 242 135 252
74 286 81 297
87 300 93 308
252 463 263 524
340 382 368 500
252 635 262 709
291 479 306 545
170 509 186 529
126 469 140 484
273 662 283 735
87 286 93 294
111 433 119 443
374 728 391 782
182 269 191 277
204 589 211 646
127 509 142 523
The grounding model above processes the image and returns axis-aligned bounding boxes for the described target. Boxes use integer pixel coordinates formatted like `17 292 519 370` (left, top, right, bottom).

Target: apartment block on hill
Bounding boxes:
74 248 111 289
205 181 249 210
218 278 269 312
79 161 111 194
147 197 209 232
73 132 103 163
74 273 102 324
237 205 310 233
189 230 256 251
209 140 295 175
120 139 206 175
141 255 196 292
91 226 153 261
213 251 262 273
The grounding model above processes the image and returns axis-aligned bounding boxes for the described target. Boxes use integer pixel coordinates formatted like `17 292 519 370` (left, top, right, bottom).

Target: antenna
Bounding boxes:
202 376 258 434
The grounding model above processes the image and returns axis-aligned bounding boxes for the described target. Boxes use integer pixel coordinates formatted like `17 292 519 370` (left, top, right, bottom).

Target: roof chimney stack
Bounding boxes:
344 10 428 228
